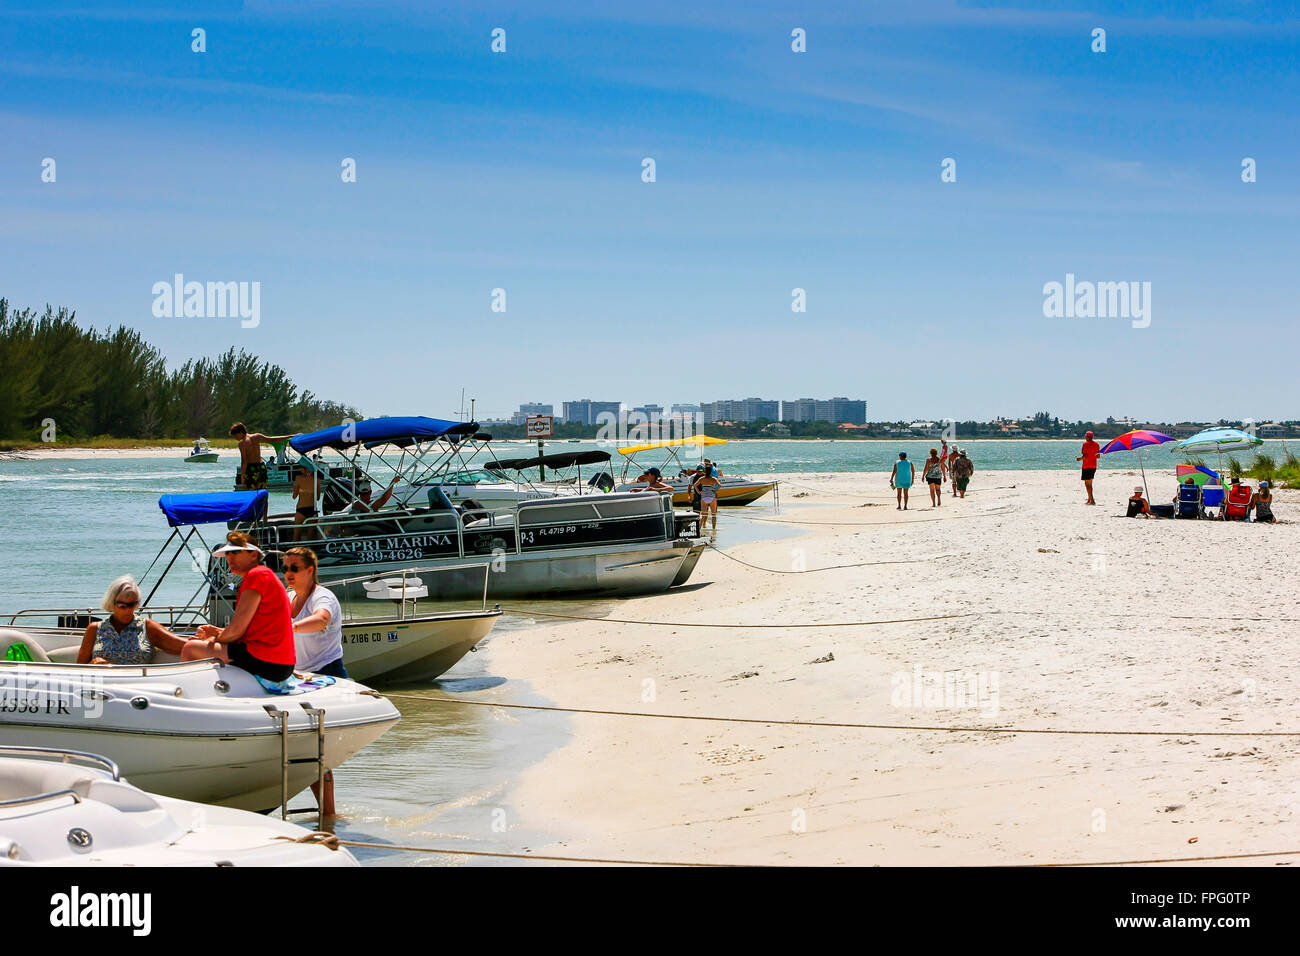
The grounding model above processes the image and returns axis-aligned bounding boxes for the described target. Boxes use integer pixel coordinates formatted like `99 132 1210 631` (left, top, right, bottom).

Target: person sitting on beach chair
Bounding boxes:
1224 478 1252 521
1173 477 1203 519
1126 486 1150 518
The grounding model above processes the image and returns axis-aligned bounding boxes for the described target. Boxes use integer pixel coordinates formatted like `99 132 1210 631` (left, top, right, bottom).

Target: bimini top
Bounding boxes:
488 450 612 471
290 417 477 453
617 434 728 456
158 491 269 527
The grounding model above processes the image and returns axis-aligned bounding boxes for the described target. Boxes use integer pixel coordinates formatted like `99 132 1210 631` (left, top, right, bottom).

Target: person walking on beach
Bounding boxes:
1076 430 1101 505
952 448 974 498
890 452 914 510
923 448 944 507
231 422 293 491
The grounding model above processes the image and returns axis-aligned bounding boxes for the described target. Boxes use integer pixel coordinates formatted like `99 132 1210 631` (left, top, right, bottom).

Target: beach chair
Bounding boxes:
1175 484 1203 519
1224 483 1252 521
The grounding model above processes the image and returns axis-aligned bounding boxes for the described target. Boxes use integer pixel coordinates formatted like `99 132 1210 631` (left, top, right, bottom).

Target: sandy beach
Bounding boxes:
480 469 1300 866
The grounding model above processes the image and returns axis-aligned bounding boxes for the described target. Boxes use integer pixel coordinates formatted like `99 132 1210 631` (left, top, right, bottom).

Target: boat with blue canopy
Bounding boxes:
220 415 707 601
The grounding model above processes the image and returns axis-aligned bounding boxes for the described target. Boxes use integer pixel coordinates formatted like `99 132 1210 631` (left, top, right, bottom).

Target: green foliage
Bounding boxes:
0 298 360 441
1227 456 1243 478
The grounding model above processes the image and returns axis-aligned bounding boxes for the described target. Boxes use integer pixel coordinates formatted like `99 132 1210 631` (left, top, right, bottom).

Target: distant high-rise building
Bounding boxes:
781 397 866 424
562 399 621 426
702 398 779 423
510 402 554 426
670 403 700 416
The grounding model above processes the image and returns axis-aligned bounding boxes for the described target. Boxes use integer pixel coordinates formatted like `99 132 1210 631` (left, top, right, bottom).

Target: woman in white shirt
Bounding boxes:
283 546 347 678
283 546 347 816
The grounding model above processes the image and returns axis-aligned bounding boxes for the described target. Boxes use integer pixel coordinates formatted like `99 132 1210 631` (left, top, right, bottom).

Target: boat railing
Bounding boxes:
0 746 121 781
322 560 494 621
0 605 209 632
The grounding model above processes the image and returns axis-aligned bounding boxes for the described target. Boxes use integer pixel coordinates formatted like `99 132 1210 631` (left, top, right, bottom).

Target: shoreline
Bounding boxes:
478 469 1298 866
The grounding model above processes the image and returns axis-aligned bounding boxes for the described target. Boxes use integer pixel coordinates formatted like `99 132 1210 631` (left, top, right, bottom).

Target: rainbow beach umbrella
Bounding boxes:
1099 429 1174 502
1176 463 1220 487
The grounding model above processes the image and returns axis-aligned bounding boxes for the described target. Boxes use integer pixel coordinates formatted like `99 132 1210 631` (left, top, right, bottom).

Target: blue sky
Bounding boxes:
2 0 1298 422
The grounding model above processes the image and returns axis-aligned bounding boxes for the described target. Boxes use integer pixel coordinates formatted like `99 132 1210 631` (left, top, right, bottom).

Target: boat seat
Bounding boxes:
0 628 51 662
458 498 492 523
465 513 515 530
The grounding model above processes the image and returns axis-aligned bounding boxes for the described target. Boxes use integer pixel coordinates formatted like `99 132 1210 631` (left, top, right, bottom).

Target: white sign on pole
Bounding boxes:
526 416 554 438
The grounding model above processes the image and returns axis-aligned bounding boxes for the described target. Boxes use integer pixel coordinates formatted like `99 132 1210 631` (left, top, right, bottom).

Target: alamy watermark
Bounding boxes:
152 274 260 328
1042 273 1150 329
890 664 1000 717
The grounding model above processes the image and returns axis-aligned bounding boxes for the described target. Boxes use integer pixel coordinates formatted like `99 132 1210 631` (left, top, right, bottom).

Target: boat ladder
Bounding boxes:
264 703 327 821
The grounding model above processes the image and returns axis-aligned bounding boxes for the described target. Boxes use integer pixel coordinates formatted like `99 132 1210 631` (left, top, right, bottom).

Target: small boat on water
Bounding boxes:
615 435 779 506
183 438 218 464
0 746 358 866
0 651 399 812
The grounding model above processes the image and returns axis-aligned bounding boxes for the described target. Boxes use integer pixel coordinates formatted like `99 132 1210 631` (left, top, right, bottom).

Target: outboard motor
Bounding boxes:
588 472 616 493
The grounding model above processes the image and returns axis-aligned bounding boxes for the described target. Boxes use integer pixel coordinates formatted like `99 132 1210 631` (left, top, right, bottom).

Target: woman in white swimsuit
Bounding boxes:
696 465 721 535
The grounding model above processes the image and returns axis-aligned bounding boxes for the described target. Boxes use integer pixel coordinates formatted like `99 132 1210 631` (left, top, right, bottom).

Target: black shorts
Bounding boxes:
228 641 294 682
296 506 317 518
1081 468 1097 481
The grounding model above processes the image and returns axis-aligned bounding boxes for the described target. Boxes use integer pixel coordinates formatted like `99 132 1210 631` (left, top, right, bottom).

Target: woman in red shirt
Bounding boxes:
182 531 296 681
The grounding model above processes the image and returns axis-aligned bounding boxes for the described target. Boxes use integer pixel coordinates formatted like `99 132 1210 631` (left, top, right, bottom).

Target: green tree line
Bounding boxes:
0 299 361 441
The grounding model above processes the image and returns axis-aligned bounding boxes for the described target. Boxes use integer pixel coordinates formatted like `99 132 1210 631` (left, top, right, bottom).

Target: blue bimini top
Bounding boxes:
158 491 269 527
289 416 477 453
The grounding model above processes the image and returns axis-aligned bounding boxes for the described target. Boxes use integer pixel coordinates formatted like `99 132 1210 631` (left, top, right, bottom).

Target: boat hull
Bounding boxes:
184 453 219 464
318 539 702 602
0 660 400 812
336 610 500 683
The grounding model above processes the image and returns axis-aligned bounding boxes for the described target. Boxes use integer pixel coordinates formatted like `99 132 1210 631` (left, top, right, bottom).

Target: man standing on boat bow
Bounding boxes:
231 422 294 491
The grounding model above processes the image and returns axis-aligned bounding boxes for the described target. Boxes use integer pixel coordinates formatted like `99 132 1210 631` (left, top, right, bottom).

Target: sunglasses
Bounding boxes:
115 600 139 609
283 564 310 573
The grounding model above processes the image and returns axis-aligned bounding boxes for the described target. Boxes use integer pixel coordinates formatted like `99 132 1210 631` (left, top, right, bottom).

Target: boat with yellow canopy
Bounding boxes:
615 435 778 507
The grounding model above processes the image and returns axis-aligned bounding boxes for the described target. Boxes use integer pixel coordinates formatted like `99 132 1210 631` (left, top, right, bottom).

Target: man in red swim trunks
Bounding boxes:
1076 430 1101 505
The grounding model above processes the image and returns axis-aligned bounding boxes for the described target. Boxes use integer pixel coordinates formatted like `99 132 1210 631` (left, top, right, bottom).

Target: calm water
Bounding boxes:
0 440 1177 863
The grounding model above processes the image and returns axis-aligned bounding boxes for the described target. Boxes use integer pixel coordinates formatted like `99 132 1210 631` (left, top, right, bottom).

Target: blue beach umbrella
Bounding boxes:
1171 427 1263 475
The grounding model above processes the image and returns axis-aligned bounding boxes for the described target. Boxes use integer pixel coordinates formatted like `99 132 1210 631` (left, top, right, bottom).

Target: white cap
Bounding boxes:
213 541 264 555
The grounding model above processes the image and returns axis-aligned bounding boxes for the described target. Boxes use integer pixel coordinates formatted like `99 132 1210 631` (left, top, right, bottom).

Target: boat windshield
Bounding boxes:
441 469 508 485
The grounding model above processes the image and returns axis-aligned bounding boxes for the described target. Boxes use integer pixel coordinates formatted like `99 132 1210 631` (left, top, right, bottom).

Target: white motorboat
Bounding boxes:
0 746 358 866
183 438 218 464
0 651 399 812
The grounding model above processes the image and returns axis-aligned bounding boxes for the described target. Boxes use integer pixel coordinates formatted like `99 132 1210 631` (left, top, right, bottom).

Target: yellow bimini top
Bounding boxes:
617 435 728 456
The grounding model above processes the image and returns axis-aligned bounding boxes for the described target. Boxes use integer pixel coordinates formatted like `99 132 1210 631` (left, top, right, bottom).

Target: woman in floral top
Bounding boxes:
77 576 187 665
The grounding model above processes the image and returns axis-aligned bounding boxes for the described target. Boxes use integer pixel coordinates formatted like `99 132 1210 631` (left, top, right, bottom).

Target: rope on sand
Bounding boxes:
1023 848 1300 867
709 504 1017 527
379 692 1300 737
702 544 962 574
328 839 757 867
496 608 978 629
308 832 1300 868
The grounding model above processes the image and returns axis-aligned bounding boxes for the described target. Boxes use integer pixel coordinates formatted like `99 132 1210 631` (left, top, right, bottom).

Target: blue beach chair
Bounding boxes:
1175 483 1203 519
